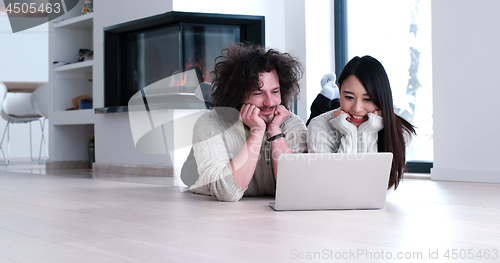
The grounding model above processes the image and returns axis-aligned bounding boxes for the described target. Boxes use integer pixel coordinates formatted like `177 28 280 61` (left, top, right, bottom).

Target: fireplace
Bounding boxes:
101 11 265 112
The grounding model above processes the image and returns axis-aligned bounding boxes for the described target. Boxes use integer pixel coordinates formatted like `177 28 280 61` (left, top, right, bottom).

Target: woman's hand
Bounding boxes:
372 110 382 117
333 109 351 122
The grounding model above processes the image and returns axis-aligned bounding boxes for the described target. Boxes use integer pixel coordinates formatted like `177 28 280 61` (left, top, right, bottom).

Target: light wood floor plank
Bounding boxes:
1 166 500 262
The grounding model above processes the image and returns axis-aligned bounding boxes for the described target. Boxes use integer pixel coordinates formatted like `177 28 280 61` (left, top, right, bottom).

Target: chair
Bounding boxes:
30 84 50 162
0 83 7 163
0 83 46 164
0 82 6 105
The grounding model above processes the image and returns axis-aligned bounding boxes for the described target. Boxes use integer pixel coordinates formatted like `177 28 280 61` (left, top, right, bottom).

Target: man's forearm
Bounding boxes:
228 131 264 189
271 138 292 179
268 127 292 179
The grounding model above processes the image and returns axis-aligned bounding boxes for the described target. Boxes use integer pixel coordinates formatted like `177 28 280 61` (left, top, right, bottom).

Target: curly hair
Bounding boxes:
211 42 303 110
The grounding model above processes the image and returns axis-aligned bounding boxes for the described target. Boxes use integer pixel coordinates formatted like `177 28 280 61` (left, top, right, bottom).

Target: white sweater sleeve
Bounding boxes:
307 111 353 153
190 113 246 202
281 114 308 154
331 113 358 153
357 113 383 153
307 111 383 154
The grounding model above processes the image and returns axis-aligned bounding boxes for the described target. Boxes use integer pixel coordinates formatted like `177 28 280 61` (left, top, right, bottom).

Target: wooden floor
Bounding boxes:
1 160 499 262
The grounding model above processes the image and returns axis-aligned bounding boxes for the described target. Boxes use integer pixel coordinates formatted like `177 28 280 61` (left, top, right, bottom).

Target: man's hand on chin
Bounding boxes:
267 105 290 136
239 104 266 136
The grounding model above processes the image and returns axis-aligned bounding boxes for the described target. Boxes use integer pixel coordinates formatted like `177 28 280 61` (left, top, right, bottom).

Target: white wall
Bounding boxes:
0 13 49 160
431 0 500 183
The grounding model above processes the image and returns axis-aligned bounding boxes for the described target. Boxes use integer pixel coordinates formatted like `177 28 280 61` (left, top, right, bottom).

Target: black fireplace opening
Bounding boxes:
102 11 265 112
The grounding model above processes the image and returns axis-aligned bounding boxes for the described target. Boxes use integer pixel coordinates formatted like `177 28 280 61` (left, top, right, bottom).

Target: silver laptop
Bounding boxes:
270 153 393 211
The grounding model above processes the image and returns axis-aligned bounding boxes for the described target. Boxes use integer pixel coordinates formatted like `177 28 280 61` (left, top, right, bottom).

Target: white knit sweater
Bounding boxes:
307 110 383 153
189 110 307 201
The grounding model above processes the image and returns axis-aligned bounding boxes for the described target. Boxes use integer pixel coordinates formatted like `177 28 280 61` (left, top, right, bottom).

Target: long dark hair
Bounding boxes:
211 42 303 110
338 56 416 189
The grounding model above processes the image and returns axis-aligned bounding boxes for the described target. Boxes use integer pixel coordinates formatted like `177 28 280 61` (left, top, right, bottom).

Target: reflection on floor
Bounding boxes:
0 158 49 175
0 158 174 186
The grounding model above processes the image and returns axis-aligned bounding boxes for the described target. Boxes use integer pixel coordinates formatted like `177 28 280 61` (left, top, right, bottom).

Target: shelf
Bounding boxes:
51 109 95 125
54 60 93 73
49 8 95 163
53 13 94 30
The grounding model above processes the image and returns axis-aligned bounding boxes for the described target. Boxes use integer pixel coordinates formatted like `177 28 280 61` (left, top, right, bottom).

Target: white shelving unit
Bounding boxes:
54 60 93 73
49 11 95 165
50 110 94 125
53 13 94 30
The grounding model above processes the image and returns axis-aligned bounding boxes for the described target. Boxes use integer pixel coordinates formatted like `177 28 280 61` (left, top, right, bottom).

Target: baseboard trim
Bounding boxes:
431 167 500 183
92 163 174 177
46 160 88 170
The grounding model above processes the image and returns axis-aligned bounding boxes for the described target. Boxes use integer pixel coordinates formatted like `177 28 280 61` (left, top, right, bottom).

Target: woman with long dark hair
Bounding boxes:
307 55 416 189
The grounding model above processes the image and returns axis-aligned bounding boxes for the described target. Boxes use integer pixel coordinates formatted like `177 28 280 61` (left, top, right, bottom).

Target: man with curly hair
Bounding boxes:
188 42 307 201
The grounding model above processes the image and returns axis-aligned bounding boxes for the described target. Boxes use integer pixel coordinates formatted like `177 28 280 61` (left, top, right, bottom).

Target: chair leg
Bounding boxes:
30 121 33 161
43 119 48 159
0 123 8 164
0 120 48 165
38 118 48 163
7 122 10 164
38 119 43 162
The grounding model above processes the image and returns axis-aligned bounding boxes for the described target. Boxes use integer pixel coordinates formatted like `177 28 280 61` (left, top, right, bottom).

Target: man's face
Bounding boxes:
242 70 281 124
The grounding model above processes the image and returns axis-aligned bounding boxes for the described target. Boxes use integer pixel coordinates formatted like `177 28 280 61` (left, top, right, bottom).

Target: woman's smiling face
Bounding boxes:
339 75 379 127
